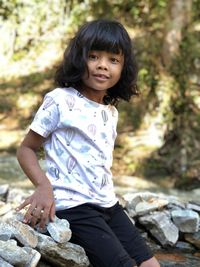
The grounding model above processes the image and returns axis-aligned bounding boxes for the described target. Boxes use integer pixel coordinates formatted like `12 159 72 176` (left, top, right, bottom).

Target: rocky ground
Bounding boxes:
0 181 200 267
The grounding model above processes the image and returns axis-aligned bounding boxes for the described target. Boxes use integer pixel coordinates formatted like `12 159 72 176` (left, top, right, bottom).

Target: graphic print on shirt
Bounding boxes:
98 151 107 167
100 132 108 144
42 96 54 110
66 94 75 111
101 173 109 189
87 124 96 142
41 117 51 127
79 145 91 153
65 128 75 146
66 155 77 174
101 110 108 126
49 166 60 180
55 137 64 156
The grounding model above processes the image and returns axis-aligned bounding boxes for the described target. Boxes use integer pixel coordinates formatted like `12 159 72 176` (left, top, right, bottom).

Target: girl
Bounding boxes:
16 19 160 267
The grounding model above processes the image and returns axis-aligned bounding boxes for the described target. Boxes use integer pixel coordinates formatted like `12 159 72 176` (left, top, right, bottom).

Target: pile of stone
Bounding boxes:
0 184 200 267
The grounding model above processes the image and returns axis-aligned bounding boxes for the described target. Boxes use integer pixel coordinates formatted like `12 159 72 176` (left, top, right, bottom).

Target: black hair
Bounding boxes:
55 19 138 105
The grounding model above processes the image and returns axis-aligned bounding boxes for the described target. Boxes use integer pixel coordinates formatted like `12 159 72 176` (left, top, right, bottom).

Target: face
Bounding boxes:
81 50 124 100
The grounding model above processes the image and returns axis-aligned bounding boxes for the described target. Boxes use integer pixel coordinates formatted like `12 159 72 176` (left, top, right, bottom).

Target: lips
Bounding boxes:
93 73 109 80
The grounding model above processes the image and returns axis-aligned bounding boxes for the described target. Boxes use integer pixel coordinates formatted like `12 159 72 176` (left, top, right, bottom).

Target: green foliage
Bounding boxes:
193 0 200 21
171 32 200 90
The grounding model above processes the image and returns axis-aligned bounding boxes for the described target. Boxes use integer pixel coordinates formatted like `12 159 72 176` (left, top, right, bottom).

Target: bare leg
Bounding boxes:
139 256 160 267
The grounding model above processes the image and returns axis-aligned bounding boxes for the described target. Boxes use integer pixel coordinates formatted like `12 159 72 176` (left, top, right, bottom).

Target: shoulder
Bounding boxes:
46 87 76 99
107 105 118 118
43 87 80 106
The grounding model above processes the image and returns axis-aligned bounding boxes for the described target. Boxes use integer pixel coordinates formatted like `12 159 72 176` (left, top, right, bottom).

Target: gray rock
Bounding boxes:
35 232 89 267
185 230 200 249
0 184 9 201
186 202 200 212
0 221 13 241
124 192 168 216
6 219 38 248
47 216 72 243
139 211 179 246
0 201 12 216
0 239 41 267
0 256 14 267
175 241 196 252
171 209 199 233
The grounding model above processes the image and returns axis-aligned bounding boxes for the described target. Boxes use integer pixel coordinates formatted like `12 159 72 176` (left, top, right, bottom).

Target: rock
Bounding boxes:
124 192 169 216
0 221 12 241
155 251 200 267
35 232 89 267
6 219 38 248
0 256 14 267
186 202 200 212
0 239 41 267
0 184 9 201
47 216 72 243
171 209 199 233
175 241 196 252
0 202 12 216
139 211 179 246
185 231 200 249
135 198 168 216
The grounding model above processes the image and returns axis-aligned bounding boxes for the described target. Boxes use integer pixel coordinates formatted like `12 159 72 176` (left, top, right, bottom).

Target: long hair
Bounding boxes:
55 19 138 105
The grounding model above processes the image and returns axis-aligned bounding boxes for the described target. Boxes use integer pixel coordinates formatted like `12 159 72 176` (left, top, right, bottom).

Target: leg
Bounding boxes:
107 203 160 267
56 204 136 267
139 256 160 267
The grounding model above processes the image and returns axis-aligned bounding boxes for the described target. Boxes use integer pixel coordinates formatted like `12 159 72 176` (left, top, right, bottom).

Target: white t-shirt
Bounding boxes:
30 87 118 210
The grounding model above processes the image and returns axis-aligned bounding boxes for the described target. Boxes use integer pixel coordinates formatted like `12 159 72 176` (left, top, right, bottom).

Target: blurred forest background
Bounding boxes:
0 0 200 190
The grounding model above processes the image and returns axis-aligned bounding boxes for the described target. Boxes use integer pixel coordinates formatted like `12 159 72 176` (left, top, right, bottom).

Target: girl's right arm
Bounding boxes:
16 129 55 229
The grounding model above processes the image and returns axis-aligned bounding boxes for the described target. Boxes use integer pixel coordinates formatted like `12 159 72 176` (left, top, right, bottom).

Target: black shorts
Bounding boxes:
56 202 153 267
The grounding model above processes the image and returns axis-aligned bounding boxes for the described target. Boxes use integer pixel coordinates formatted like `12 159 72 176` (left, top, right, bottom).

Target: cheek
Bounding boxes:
115 67 123 80
82 67 90 81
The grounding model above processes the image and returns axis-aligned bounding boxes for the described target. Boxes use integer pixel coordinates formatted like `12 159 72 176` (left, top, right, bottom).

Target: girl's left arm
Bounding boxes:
16 130 55 229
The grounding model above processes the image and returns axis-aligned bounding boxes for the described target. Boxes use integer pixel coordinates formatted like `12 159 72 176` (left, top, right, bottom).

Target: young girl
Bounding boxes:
16 19 160 267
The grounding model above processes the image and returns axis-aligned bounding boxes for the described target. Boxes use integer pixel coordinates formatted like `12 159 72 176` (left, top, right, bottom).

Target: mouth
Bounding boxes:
93 73 109 80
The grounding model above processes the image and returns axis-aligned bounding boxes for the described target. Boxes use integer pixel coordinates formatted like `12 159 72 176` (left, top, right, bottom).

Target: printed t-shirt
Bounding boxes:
30 87 118 210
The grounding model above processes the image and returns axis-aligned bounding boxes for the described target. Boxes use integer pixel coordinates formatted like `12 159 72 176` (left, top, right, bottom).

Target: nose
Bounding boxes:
96 58 108 70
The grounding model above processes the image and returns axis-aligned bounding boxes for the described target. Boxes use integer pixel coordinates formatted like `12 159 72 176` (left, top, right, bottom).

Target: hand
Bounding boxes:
16 183 55 229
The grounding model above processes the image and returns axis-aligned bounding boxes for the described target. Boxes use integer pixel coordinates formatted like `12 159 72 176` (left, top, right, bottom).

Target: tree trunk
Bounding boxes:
162 0 192 67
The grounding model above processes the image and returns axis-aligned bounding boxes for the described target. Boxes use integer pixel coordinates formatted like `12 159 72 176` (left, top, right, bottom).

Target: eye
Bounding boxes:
88 53 98 60
110 57 120 64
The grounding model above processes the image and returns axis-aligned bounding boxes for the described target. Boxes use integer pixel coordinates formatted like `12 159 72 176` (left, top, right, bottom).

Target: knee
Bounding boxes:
139 256 160 267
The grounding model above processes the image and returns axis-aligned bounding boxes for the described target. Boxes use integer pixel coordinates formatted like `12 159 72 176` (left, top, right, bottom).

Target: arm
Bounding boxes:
16 130 55 229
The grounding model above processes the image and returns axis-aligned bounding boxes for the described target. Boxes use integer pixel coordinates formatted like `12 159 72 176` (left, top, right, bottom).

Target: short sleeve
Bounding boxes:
30 95 59 138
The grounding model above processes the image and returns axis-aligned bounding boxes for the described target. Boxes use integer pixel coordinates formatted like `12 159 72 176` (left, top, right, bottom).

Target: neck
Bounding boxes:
77 87 106 104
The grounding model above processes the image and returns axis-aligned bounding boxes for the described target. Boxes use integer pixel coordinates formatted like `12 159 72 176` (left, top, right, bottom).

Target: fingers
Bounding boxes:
38 208 49 229
27 206 52 229
16 195 55 229
30 206 44 228
49 201 55 222
38 202 55 229
23 199 37 224
16 197 31 212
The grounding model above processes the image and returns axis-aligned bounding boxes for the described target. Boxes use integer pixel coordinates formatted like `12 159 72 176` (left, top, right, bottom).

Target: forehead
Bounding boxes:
89 50 124 56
